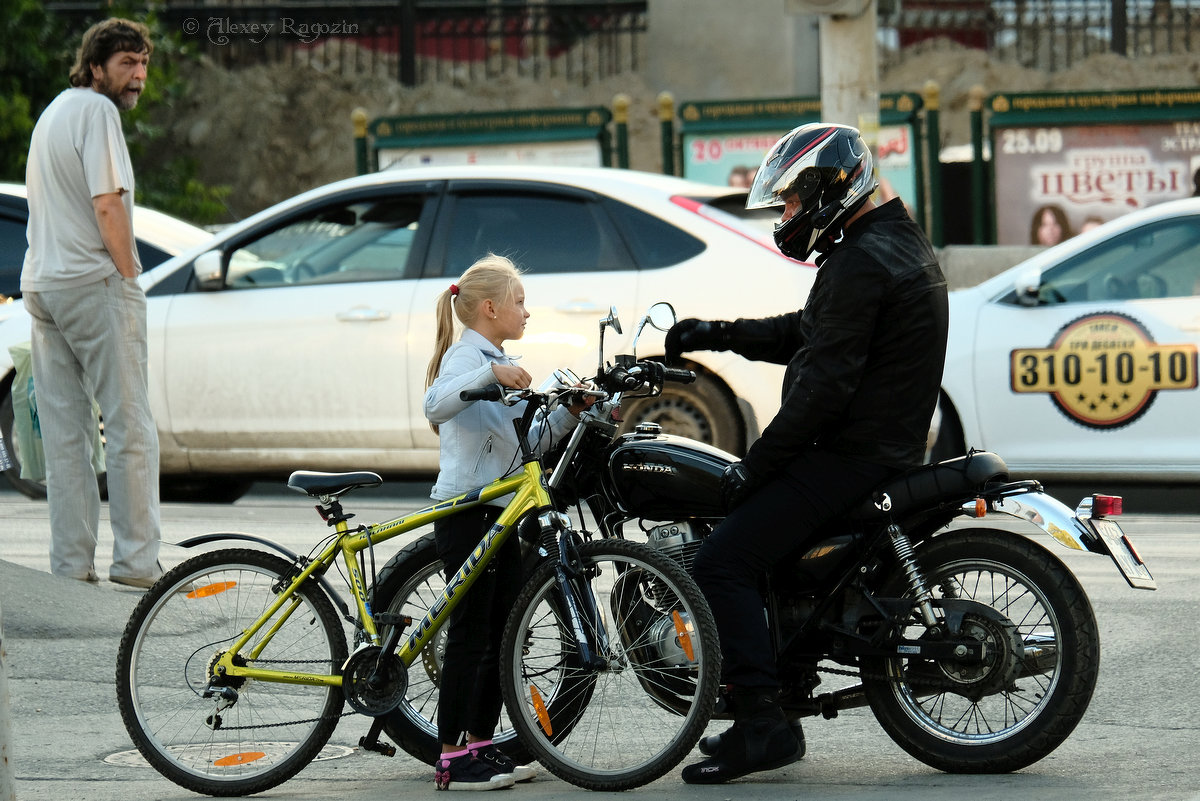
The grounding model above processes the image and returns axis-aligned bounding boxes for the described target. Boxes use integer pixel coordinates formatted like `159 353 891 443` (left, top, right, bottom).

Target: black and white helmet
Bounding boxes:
746 123 878 260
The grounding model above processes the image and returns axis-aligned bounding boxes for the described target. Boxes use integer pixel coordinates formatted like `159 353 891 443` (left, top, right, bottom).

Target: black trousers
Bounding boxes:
692 449 896 690
433 505 521 746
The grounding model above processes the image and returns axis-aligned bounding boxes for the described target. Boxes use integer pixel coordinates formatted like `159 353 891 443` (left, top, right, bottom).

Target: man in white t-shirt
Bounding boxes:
21 18 163 588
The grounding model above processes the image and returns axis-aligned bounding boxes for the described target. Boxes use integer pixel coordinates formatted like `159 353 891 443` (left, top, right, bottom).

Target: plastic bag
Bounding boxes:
7 341 105 482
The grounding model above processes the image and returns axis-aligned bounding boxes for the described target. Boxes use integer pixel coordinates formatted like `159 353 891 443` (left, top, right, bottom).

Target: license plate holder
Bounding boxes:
1090 518 1156 590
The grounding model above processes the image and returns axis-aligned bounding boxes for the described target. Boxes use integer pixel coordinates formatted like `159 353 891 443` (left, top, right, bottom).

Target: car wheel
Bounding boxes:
1 374 108 500
160 476 254 504
619 373 744 455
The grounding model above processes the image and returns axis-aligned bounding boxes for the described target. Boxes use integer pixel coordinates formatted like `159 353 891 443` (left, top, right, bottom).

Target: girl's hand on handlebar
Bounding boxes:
566 383 599 416
492 363 532 389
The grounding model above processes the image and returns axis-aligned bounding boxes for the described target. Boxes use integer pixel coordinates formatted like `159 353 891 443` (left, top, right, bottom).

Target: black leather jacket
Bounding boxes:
730 198 948 478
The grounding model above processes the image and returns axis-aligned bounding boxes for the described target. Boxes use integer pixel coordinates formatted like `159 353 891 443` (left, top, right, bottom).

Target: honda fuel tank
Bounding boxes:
605 431 736 519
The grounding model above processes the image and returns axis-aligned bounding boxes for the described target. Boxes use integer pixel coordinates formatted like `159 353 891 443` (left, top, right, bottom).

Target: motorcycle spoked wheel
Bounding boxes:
608 561 700 713
861 528 1100 773
371 533 593 766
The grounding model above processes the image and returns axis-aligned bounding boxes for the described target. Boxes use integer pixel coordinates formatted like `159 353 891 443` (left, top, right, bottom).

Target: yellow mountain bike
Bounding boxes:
114 367 720 796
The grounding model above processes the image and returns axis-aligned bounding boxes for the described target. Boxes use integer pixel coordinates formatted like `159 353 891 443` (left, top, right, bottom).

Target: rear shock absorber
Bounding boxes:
886 523 939 628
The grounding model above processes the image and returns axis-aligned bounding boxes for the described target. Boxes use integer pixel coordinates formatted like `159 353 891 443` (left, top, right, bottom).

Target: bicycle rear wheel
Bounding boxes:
374 533 531 765
500 539 720 790
115 548 348 796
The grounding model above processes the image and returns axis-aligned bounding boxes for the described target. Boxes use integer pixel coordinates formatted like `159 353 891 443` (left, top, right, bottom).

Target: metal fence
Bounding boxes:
45 0 649 86
46 0 1200 79
887 0 1200 70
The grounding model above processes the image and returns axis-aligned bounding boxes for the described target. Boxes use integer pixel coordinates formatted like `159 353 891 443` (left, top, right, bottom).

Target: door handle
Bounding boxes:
555 301 601 314
336 307 391 322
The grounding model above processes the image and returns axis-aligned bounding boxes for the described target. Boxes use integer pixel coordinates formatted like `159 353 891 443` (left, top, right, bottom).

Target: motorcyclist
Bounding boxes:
668 122 949 784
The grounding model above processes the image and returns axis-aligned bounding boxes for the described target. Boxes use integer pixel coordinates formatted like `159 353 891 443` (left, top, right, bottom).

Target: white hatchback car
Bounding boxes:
935 197 1200 483
0 166 813 500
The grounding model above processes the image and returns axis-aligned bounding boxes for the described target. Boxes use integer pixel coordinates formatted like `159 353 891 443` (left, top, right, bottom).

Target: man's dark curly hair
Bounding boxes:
68 18 153 88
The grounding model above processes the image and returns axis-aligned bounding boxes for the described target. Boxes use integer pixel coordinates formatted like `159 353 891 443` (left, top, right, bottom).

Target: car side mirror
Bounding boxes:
193 250 224 291
1014 267 1041 307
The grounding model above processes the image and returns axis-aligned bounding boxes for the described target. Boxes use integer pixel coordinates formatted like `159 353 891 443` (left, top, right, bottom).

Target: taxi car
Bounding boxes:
0 165 810 500
934 197 1200 482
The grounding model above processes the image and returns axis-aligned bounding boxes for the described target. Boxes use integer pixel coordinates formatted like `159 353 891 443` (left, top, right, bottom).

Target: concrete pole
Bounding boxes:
0 601 15 801
818 1 880 144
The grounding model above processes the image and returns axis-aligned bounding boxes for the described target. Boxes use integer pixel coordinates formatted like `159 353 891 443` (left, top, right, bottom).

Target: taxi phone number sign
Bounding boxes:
1011 312 1198 429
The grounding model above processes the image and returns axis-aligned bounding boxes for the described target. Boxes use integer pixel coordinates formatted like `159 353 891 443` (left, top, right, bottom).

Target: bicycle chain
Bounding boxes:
203 657 359 732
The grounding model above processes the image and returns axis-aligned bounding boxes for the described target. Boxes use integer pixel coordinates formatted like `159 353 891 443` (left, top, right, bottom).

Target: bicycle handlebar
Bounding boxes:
460 384 505 402
459 360 692 407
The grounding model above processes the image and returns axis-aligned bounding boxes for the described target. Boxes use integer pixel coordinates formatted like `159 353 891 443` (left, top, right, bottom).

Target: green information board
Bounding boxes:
361 106 613 172
987 88 1200 245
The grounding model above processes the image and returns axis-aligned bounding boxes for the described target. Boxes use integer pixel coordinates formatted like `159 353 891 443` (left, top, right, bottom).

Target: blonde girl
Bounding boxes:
422 254 580 791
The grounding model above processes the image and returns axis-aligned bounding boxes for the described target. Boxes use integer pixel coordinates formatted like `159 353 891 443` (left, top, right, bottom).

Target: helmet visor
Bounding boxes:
745 125 841 210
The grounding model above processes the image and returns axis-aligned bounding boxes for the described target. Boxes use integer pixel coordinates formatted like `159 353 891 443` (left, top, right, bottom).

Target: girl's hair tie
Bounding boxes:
449 283 459 297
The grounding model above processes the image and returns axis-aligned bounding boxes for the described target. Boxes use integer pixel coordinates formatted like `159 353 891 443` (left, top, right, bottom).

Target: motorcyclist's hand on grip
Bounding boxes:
664 319 732 365
720 461 758 512
460 384 504 402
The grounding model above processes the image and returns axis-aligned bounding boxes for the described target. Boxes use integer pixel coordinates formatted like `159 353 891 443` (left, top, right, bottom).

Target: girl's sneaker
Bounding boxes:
468 740 537 782
434 749 514 791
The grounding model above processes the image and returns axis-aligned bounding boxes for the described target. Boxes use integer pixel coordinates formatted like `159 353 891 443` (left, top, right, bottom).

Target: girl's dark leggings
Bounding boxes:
433 504 521 747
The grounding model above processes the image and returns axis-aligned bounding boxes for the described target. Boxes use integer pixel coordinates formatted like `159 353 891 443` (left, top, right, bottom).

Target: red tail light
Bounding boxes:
1092 494 1123 517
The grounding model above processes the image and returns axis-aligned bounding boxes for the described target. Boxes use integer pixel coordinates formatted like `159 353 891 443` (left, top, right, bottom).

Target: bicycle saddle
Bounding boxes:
287 470 383 498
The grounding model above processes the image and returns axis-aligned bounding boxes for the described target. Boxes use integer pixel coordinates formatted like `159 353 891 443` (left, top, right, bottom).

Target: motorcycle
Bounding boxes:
372 302 1157 774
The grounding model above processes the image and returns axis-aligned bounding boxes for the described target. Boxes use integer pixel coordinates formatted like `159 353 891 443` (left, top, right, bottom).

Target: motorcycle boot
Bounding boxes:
681 688 802 784
698 719 805 759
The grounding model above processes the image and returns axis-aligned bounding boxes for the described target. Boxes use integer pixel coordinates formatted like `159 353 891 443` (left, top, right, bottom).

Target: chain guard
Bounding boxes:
343 646 408 716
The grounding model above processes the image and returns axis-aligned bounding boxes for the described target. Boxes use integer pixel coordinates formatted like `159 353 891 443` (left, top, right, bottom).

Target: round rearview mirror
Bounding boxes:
646 301 677 332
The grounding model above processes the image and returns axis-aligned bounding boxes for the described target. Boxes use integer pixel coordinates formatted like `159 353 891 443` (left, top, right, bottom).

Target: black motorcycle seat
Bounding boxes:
287 470 383 498
847 451 1009 524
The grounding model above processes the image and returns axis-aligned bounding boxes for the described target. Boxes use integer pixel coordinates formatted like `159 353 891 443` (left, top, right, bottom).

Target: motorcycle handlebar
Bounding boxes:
605 361 694 392
662 366 696 384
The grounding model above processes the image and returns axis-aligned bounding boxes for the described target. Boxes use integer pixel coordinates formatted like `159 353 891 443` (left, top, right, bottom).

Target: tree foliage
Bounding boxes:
0 0 68 181
3 2 230 225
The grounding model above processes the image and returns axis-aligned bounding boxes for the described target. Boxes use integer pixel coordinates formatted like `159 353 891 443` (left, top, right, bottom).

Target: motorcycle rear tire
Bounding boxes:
862 528 1099 773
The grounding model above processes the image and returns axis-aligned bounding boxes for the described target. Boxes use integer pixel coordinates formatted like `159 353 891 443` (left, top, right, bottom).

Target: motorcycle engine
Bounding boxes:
645 521 705 574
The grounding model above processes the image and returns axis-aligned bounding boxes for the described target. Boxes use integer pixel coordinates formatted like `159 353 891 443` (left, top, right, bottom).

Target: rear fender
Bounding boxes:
981 491 1104 554
175 532 351 619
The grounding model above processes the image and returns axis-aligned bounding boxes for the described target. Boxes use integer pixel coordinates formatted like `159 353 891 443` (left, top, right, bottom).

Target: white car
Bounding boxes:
935 197 1200 482
0 166 813 500
0 182 212 309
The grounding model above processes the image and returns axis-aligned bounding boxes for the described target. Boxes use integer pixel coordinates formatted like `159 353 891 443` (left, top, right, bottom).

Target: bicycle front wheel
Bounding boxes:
500 539 720 791
115 548 348 796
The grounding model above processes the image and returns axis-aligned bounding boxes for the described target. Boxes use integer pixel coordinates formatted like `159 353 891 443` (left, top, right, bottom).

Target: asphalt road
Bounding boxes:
1 479 1199 801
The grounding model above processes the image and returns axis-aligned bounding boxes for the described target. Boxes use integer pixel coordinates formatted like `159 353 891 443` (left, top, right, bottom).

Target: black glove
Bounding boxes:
664 319 732 365
720 461 758 513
